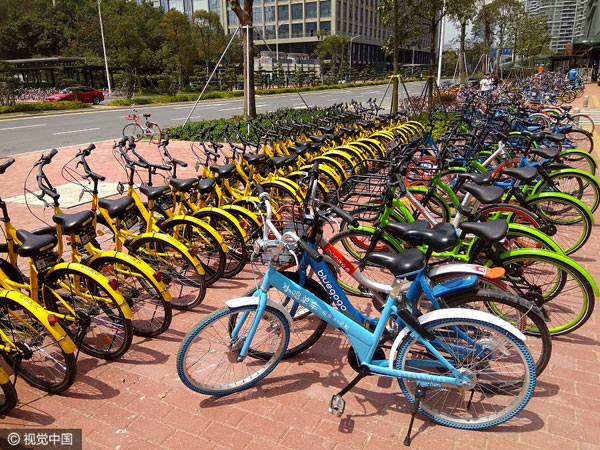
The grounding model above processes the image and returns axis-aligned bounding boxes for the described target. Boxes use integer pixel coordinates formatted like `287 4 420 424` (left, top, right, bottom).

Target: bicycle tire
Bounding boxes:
559 150 596 175
395 316 535 428
43 269 133 360
177 305 289 395
122 123 144 142
88 257 172 337
0 295 77 393
525 194 592 255
535 171 600 213
149 123 162 144
569 114 595 134
192 210 248 278
564 128 593 153
242 271 330 358
128 236 206 310
160 219 226 286
0 377 17 414
432 288 552 377
498 251 595 335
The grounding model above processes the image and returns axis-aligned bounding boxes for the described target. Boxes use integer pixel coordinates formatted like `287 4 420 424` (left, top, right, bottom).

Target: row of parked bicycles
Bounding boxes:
173 82 598 442
0 76 596 444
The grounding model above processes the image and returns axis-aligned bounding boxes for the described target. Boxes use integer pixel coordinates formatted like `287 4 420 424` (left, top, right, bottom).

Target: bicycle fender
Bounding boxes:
524 191 594 223
428 263 502 280
45 262 133 320
221 205 262 228
499 248 599 295
388 308 527 369
129 232 205 275
0 367 10 384
161 215 228 252
559 149 598 171
86 251 171 302
225 296 294 332
0 289 77 354
506 223 565 254
191 207 248 239
532 168 600 195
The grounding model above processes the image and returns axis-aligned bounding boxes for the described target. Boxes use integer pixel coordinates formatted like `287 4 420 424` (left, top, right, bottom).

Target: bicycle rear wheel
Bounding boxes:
0 294 77 393
43 270 133 360
499 252 595 335
88 258 172 337
177 305 289 395
128 237 206 310
0 376 17 414
395 316 535 428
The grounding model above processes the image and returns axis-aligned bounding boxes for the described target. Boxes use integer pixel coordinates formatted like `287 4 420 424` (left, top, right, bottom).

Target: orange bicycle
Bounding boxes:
122 104 162 144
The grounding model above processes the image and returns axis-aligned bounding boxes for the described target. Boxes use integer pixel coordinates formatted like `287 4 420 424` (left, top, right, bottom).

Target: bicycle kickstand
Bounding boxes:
403 386 428 446
329 366 370 417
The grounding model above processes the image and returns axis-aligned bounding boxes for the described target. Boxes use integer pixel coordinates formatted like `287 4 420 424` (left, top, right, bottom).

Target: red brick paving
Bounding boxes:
0 137 599 450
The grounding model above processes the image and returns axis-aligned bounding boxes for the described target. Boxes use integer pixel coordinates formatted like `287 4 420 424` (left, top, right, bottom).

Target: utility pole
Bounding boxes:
98 0 112 95
349 35 359 72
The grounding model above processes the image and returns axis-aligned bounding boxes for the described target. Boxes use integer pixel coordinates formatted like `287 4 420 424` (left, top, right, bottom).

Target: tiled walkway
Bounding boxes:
0 132 599 449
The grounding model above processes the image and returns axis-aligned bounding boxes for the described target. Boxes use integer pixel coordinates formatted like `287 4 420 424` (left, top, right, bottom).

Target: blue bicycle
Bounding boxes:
177 184 536 441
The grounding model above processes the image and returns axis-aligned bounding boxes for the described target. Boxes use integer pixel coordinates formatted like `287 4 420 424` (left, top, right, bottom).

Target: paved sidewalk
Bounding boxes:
0 140 599 450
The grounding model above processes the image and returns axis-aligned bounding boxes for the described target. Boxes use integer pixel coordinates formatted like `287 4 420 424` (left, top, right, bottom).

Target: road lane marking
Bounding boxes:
173 104 226 109
218 107 243 111
0 124 47 131
52 127 101 135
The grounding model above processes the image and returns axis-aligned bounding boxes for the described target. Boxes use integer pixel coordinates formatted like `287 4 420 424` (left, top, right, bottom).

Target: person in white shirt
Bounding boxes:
480 74 492 93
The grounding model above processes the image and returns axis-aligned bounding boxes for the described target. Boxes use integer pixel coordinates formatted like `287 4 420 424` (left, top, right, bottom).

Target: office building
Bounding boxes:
151 0 430 68
524 0 587 52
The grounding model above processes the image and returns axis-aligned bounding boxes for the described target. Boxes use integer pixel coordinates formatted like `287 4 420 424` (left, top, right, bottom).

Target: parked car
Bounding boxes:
45 86 104 104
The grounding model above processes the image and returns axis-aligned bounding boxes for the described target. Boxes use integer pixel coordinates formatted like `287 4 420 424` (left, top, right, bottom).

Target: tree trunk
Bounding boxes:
241 23 257 119
495 29 504 77
483 11 491 74
428 16 437 109
391 0 399 113
459 18 467 82
230 0 257 119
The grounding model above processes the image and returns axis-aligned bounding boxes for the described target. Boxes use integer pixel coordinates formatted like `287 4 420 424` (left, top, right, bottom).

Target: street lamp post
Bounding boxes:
98 0 112 96
349 35 359 74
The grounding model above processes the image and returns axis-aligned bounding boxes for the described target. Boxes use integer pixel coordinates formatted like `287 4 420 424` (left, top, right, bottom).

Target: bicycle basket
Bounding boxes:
349 158 392 177
125 114 137 121
336 174 388 222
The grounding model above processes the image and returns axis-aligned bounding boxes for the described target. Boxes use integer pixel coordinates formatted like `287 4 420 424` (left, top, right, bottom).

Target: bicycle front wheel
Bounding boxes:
0 294 77 393
88 258 172 337
177 305 289 395
122 123 144 142
395 316 535 429
243 271 330 358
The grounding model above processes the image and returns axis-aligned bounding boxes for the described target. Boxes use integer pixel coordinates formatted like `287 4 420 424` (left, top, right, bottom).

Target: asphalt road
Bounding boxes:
0 81 426 157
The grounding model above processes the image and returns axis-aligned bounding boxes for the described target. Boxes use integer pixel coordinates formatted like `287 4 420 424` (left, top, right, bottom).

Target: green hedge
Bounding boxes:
165 107 331 142
0 101 91 115
109 80 404 107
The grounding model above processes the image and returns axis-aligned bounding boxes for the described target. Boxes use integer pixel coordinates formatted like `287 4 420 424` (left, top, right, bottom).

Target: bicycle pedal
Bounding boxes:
328 394 345 417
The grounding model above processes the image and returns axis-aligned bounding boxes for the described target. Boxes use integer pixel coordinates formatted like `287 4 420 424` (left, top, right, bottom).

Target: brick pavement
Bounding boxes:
0 137 599 450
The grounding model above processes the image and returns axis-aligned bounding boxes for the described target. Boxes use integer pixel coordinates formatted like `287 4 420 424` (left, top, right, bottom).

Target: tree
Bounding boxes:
229 0 257 119
192 10 226 74
515 13 550 64
293 67 305 86
377 0 421 113
0 60 20 106
491 0 522 77
160 10 196 88
448 0 477 82
314 34 350 75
